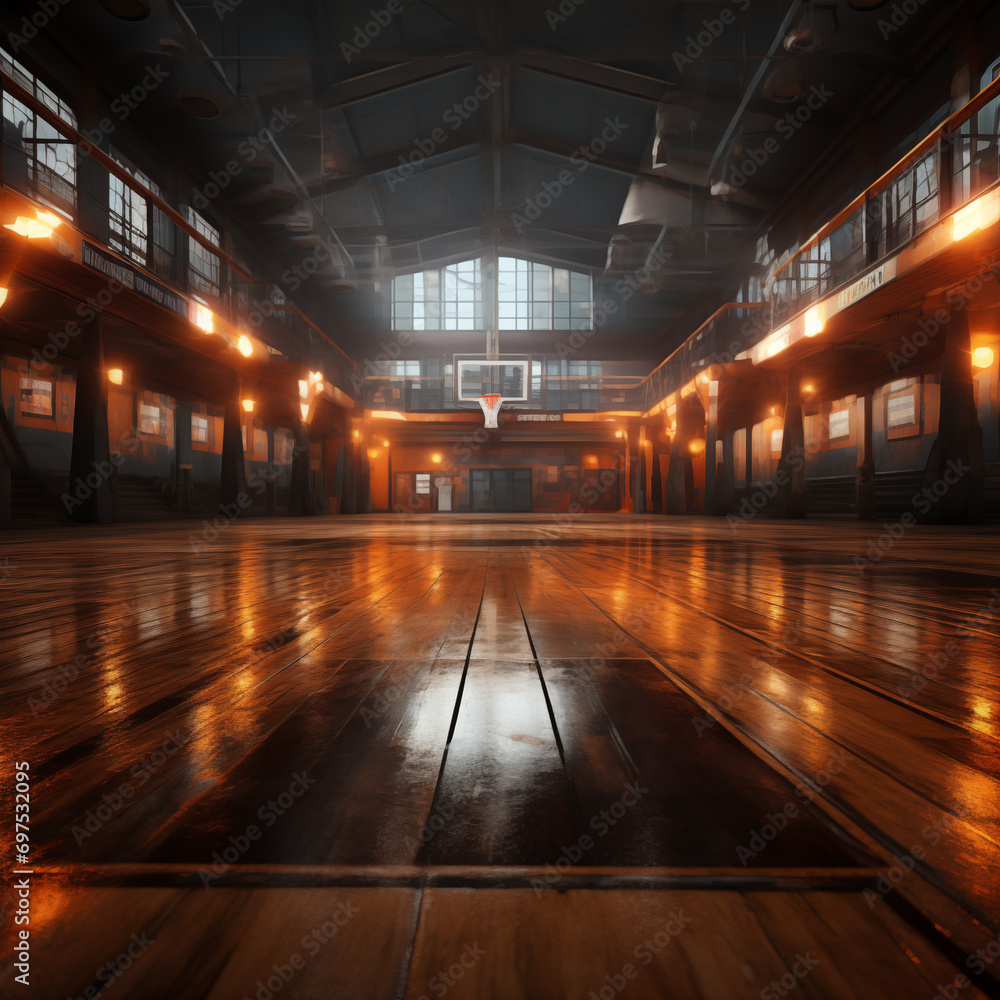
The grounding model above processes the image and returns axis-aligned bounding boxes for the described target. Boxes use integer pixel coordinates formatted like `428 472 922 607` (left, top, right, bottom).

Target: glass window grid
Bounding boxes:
186 206 221 295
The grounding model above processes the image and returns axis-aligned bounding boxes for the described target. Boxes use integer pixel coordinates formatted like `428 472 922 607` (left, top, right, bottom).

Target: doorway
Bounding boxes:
471 468 533 512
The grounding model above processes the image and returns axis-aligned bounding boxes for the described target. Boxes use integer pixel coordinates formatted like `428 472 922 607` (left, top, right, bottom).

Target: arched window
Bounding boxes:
498 257 592 330
390 256 593 332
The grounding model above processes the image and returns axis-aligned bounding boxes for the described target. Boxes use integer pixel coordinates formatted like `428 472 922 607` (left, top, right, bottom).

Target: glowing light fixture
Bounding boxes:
300 402 310 420
615 430 624 439
953 190 1000 242
699 373 710 385
5 215 57 239
432 453 442 463
367 448 380 459
108 368 124 385
973 346 995 369
804 304 824 337
382 439 390 448
237 335 253 358
195 305 214 333
298 379 308 399
242 399 255 413
688 440 705 454
352 429 360 440
0 288 8 309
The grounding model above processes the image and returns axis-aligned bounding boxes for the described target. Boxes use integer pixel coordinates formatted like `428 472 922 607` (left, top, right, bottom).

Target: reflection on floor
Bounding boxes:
1 514 998 999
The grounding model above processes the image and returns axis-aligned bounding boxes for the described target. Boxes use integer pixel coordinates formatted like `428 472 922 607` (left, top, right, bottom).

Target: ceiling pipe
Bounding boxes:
166 0 354 274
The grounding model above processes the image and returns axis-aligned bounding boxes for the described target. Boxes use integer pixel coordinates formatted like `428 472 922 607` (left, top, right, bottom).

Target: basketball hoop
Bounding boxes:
479 394 503 429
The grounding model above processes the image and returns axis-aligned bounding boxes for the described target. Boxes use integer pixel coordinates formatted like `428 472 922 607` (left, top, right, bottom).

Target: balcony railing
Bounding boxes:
768 73 1000 328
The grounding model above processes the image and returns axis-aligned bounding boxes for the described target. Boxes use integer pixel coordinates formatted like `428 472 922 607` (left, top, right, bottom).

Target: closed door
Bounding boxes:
471 469 532 512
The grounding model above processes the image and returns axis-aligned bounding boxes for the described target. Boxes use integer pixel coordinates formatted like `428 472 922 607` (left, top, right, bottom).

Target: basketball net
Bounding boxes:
479 394 503 429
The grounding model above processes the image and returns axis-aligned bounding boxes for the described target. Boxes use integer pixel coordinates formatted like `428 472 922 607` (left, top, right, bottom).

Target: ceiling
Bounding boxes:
10 0 955 346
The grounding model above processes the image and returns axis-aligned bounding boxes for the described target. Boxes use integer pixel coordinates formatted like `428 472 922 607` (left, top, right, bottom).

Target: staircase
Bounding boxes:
8 471 70 525
873 470 925 520
114 474 183 523
804 476 856 517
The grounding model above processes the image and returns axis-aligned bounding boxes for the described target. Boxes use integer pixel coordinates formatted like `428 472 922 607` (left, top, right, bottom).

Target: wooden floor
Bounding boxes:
1 514 998 999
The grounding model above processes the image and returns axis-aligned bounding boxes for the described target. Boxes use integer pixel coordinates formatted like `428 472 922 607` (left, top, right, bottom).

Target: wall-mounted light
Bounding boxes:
108 368 124 385
298 379 308 399
242 399 255 413
367 448 380 460
432 453 442 463
953 190 1000 242
352 429 360 440
804 304 824 337
300 402 310 421
688 440 705 454
615 430 624 439
237 335 253 357
0 287 8 309
195 305 214 333
4 210 61 239
699 373 710 385
382 439 390 448
973 346 995 369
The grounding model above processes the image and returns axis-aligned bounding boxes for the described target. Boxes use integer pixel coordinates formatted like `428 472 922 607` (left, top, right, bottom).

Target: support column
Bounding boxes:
219 373 248 515
921 311 984 523
175 399 193 516
0 450 10 526
705 382 719 514
648 435 663 515
265 426 276 515
341 438 358 514
358 434 372 514
718 427 735 516
289 421 314 516
68 318 114 523
775 376 806 518
745 421 755 497
856 390 875 520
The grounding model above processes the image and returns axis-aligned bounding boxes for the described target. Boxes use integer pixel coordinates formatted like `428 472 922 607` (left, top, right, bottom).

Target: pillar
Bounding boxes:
289 421 314 516
340 438 357 514
921 311 984 523
265 426 276 515
358 436 372 514
775 376 806 518
68 318 114 523
705 382 719 514
745 420 755 496
219 373 247 516
648 436 663 514
175 399 193 515
718 428 735 516
0 450 10 526
856 390 875 520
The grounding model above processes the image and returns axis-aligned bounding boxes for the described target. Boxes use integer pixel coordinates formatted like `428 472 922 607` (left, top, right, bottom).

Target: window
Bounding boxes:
392 259 483 331
828 409 851 441
1 47 77 214
186 207 220 295
887 394 917 428
139 403 161 435
192 414 209 444
19 377 53 417
390 256 594 332
415 473 431 495
498 257 592 330
109 155 156 264
770 429 784 456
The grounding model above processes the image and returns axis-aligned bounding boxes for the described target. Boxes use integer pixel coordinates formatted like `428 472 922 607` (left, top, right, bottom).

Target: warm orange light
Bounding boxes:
699 373 710 385
382 439 390 448
237 335 253 357
973 346 995 369
298 379 308 399
367 448 380 460
953 190 1000 241
432 453 442 463
107 368 123 385
688 440 705 454
803 383 815 393
0 287 8 309
352 429 360 440
770 406 777 416
804 304 824 337
309 370 323 383
195 305 214 333
5 210 60 239
615 430 624 438
242 399 255 412
300 401 310 420
315 382 324 393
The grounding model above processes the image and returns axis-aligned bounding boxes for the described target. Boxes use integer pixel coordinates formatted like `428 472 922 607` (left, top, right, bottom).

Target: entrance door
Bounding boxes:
471 469 533 512
393 472 433 513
